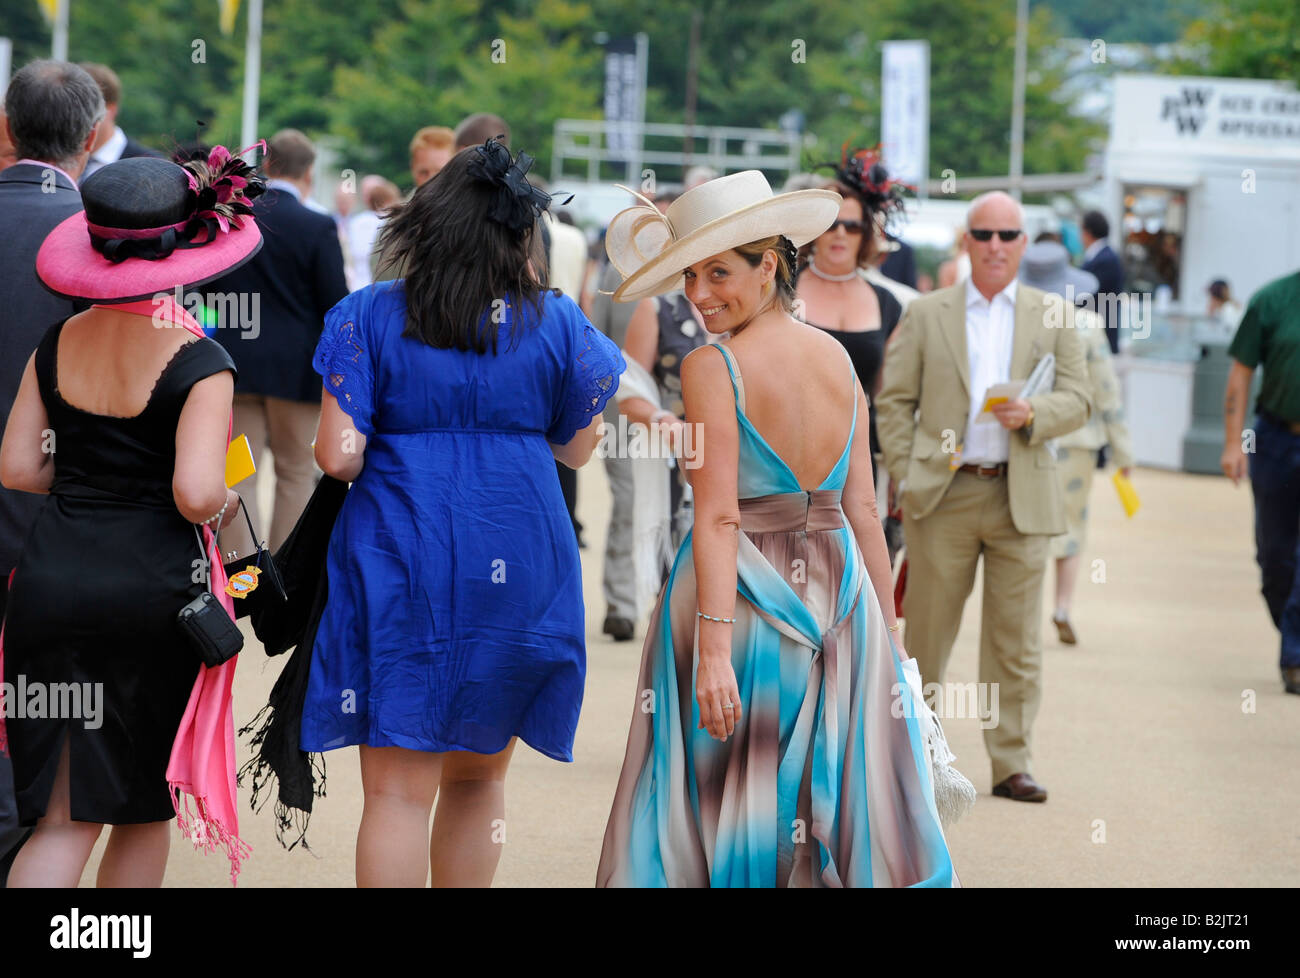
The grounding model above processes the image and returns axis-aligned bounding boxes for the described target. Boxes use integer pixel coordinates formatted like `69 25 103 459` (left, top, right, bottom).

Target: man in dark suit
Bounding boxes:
0 58 105 886
78 63 162 179
209 129 349 557
1080 210 1125 354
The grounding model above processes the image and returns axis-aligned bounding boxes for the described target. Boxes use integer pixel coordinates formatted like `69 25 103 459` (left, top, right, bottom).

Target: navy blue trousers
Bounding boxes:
1249 414 1300 670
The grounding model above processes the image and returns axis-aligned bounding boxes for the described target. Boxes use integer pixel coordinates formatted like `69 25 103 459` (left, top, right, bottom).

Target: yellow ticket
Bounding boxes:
1112 471 1140 518
981 395 1011 412
225 434 256 487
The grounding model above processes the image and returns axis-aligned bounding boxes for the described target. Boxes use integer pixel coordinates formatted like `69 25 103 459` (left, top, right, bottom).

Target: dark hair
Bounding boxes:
799 180 875 269
1208 279 1231 302
454 113 510 151
4 60 105 167
264 128 315 180
374 145 551 354
1082 210 1109 240
733 235 798 314
1034 230 1062 244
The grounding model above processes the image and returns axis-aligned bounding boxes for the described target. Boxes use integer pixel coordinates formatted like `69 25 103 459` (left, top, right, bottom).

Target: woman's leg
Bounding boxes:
1055 554 1081 617
356 745 442 887
429 738 517 888
7 737 102 887
97 822 170 887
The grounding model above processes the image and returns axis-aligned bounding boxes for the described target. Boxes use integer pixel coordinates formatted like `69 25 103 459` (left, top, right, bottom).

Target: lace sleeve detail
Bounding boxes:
547 308 627 445
313 299 375 438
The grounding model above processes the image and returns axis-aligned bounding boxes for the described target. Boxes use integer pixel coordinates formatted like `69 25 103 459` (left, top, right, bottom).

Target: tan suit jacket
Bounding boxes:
876 280 1091 536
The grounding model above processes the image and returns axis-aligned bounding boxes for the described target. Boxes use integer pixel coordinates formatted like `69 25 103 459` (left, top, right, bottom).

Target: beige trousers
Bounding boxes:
218 393 322 560
901 470 1049 785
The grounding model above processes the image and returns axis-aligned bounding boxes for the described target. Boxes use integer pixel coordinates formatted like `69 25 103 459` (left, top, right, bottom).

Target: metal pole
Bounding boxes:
240 0 263 161
52 0 69 61
0 38 12 92
684 9 700 170
1009 0 1028 201
633 31 648 186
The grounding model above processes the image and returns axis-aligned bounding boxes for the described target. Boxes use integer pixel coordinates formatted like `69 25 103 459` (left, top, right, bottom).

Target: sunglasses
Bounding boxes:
828 219 868 235
969 229 1023 242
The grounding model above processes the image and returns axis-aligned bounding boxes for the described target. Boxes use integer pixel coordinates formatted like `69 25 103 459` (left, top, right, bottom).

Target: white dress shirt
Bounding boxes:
962 276 1018 465
1083 238 1106 263
346 209 383 290
82 126 128 179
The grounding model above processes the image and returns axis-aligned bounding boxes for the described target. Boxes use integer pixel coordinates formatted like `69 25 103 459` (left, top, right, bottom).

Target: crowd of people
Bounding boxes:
0 55 1295 889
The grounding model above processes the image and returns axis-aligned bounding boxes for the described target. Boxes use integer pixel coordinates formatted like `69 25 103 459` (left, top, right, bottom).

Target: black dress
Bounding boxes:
810 282 903 477
3 320 236 826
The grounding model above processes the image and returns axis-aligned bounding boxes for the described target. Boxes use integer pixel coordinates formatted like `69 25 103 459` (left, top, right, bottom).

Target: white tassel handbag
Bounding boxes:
900 657 977 829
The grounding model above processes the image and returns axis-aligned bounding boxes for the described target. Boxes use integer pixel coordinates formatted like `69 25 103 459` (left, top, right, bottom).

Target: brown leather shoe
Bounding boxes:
1053 615 1077 645
992 773 1048 802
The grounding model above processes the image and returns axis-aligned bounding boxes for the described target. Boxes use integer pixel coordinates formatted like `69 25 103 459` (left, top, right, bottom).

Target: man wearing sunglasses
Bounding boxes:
877 191 1091 805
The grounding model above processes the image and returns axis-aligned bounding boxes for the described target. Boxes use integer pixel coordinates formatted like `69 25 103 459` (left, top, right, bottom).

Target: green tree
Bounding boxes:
871 0 1104 182
1172 0 1300 85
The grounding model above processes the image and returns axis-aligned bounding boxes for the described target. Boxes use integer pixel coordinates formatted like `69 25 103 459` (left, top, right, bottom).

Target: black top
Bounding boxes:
807 282 903 470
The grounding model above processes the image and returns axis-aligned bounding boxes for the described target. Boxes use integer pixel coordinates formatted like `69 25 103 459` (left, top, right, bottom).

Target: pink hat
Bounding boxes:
37 148 265 304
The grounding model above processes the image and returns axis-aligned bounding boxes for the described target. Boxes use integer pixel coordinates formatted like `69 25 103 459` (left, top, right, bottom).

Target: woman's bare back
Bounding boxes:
722 317 857 490
55 308 201 419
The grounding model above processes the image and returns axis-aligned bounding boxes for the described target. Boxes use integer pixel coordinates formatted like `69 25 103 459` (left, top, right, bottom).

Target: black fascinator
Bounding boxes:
467 136 572 233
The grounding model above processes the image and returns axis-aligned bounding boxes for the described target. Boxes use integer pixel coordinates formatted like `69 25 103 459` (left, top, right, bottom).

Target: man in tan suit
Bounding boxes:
876 192 1090 803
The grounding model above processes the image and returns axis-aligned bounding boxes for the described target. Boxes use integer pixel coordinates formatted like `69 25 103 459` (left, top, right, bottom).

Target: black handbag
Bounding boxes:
179 525 244 667
221 495 287 621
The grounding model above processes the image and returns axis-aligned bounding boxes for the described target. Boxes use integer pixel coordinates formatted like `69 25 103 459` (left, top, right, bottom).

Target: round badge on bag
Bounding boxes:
225 565 262 598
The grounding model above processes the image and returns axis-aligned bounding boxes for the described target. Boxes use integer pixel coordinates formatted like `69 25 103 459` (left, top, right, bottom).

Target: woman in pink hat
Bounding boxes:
0 149 263 886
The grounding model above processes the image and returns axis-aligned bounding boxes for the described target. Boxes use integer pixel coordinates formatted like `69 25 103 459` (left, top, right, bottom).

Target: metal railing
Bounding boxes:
551 118 802 186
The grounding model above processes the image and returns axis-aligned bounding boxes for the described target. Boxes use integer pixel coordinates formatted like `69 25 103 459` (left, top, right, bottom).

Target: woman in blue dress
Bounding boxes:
305 139 624 887
596 171 957 887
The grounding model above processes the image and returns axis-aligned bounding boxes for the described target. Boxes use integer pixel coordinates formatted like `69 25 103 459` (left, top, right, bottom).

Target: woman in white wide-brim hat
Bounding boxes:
596 171 962 887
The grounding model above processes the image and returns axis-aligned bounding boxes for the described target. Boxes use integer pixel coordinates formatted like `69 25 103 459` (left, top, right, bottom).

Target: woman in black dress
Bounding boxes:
0 153 263 886
795 148 909 480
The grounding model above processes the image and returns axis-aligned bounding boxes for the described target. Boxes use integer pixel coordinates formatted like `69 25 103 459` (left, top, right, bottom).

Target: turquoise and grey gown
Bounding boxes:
597 343 957 887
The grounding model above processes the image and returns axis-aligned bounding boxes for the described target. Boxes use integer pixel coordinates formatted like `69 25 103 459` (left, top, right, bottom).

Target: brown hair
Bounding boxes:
264 128 316 180
797 180 874 269
454 113 510 151
734 235 798 314
78 62 121 106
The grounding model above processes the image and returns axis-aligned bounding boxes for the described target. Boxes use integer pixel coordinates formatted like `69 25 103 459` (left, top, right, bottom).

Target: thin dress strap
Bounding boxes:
844 344 859 430
714 344 746 414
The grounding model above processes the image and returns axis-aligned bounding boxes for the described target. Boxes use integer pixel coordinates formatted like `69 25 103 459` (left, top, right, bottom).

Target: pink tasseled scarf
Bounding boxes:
0 296 249 884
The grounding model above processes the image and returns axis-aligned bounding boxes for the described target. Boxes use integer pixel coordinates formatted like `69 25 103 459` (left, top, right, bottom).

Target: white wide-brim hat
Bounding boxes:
606 170 842 302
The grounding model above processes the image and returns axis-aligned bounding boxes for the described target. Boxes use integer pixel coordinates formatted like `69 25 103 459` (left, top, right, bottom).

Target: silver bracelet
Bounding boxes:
697 611 737 623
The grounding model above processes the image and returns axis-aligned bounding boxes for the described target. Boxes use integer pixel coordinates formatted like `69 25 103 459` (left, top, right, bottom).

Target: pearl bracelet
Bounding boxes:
697 611 737 623
201 498 229 528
